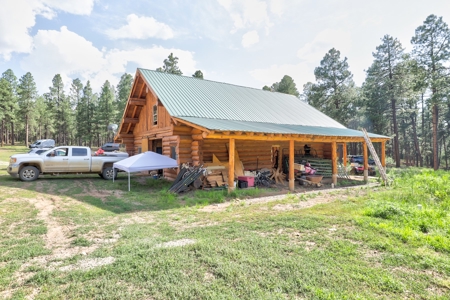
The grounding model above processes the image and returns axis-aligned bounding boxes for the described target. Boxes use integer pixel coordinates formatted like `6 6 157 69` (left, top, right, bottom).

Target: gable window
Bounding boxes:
153 105 158 126
171 146 177 160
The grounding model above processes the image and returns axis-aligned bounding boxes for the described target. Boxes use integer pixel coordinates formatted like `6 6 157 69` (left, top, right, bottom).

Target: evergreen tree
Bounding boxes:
263 75 299 96
97 81 116 143
156 53 183 75
364 35 406 167
411 14 450 170
70 79 84 145
17 72 38 147
303 48 356 125
0 78 14 146
115 73 133 124
1 69 18 145
192 70 204 79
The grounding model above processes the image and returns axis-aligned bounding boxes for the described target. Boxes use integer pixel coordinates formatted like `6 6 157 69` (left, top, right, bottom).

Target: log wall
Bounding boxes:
202 139 330 170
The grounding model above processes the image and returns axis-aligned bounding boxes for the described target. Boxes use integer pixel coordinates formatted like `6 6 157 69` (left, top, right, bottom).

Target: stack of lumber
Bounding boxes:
204 169 228 188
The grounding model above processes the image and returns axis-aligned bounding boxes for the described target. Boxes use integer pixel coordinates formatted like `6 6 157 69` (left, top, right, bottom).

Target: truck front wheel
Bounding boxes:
102 167 117 180
19 166 40 182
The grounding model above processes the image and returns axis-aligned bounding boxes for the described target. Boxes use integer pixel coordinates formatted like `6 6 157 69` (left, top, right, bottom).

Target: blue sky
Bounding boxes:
1 0 450 94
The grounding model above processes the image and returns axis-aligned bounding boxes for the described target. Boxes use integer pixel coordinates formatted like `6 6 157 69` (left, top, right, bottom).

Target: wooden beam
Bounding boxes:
172 117 210 133
228 138 235 193
381 141 386 168
126 123 132 134
342 142 347 167
222 131 230 135
331 141 337 185
246 132 254 136
363 141 369 181
205 133 385 143
235 131 243 136
129 98 146 106
289 140 295 191
124 118 139 124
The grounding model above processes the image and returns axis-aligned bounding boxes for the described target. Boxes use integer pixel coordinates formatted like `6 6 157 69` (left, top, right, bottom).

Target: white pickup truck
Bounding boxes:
7 146 128 181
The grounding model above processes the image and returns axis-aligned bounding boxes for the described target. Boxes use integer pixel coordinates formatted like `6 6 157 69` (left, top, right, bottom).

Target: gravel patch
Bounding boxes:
155 239 196 248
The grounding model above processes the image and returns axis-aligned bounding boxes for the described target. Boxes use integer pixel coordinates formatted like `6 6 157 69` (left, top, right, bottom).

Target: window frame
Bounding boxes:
152 105 158 126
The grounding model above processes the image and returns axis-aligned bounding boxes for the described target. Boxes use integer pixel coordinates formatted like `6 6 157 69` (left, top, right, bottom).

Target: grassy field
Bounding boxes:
0 146 449 299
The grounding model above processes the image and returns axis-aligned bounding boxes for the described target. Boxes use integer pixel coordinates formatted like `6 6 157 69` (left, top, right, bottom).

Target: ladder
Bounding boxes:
362 128 389 185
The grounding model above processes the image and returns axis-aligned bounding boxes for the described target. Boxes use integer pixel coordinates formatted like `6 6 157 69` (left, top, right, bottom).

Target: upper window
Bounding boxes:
72 148 88 157
153 105 158 126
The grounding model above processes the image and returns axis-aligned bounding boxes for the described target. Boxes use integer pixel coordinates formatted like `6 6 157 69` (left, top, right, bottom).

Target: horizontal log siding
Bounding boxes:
202 140 327 170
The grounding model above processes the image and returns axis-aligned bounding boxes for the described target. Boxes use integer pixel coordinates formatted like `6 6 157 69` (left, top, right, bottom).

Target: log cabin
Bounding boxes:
115 68 390 192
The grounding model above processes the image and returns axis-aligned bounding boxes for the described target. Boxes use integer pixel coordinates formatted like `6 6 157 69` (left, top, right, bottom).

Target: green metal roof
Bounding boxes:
139 69 345 128
138 69 389 139
178 117 387 138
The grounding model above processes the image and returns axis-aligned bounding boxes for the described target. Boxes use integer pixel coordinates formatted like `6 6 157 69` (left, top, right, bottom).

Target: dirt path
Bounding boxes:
200 183 377 213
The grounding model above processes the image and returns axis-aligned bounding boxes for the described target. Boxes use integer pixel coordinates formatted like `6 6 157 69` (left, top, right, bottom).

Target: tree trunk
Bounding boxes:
411 113 422 167
391 98 400 167
11 122 14 145
25 114 29 148
432 103 438 170
443 135 448 170
1 119 4 147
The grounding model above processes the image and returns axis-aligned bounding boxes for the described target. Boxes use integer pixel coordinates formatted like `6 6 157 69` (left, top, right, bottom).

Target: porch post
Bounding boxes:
331 141 337 186
363 141 369 182
289 139 295 191
381 141 386 170
228 138 235 193
342 142 347 167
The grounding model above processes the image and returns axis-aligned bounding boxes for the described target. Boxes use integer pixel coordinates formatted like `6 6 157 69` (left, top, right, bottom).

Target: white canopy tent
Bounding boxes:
113 151 178 191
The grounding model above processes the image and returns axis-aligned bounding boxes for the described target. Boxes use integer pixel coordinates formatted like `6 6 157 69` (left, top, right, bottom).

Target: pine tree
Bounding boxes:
17 72 38 147
303 48 356 125
411 14 450 170
97 81 116 143
0 78 14 146
156 53 183 75
70 79 84 145
364 35 406 167
1 69 18 145
115 73 133 124
192 70 204 79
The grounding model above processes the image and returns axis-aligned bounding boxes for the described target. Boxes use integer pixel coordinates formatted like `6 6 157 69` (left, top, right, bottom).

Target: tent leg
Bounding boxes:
128 172 130 192
113 169 114 183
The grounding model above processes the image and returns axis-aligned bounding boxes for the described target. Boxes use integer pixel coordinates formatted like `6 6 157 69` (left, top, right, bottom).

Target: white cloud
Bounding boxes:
105 14 174 40
269 0 285 17
250 62 315 90
0 0 94 60
217 0 272 33
20 27 196 93
42 0 94 15
297 29 352 63
241 30 259 48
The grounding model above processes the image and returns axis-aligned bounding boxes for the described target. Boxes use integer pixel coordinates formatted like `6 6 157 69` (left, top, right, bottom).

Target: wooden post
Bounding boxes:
228 138 235 193
363 141 368 181
289 140 295 191
342 142 347 167
331 141 337 186
381 141 386 169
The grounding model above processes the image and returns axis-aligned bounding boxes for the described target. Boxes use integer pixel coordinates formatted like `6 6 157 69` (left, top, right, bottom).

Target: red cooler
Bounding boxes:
237 176 255 187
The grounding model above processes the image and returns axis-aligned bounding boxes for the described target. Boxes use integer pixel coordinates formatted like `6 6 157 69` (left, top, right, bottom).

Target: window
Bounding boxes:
72 148 88 156
171 146 177 160
137 147 142 154
153 105 158 125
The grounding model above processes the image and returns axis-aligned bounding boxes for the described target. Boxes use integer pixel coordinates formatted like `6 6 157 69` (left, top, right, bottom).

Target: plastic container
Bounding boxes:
238 180 248 188
237 176 255 187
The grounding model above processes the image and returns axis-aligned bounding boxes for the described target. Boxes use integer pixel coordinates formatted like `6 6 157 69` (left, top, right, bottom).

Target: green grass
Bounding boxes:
0 145 449 299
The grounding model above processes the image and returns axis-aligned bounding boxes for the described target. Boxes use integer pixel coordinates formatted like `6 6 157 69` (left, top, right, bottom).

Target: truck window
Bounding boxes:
72 148 88 156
